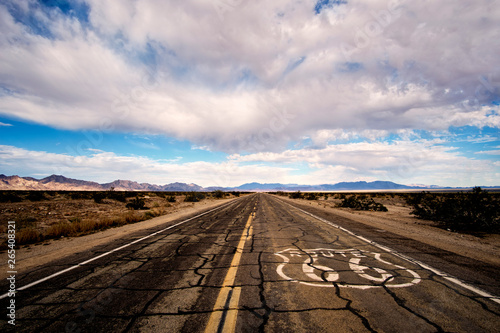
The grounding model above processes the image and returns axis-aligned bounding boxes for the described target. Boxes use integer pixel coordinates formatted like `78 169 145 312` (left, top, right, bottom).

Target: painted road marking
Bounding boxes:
205 211 254 333
277 198 500 304
0 199 241 300
275 248 421 289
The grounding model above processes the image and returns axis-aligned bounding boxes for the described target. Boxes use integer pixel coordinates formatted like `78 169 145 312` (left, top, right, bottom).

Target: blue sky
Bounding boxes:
0 0 499 187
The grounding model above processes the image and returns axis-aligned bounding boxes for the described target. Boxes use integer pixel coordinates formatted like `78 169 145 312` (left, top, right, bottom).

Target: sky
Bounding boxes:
0 0 499 188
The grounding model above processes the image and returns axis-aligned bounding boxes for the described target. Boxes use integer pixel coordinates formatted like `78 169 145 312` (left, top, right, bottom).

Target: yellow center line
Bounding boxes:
204 211 254 333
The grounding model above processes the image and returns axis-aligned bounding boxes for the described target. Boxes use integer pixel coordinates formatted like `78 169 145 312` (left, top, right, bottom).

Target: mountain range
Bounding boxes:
0 174 203 191
1 174 494 192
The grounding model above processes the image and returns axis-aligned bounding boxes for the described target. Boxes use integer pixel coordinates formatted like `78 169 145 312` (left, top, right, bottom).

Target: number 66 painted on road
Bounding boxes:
274 248 421 289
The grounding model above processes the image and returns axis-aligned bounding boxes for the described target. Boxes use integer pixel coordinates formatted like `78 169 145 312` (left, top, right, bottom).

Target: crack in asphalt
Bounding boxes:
190 254 215 287
4 194 500 333
381 283 445 333
256 251 272 333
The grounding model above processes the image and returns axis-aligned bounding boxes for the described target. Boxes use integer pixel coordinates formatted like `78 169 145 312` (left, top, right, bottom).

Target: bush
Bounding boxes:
212 190 225 199
166 195 176 202
184 192 206 202
338 195 388 212
15 228 43 245
108 191 127 202
93 192 106 203
289 191 303 199
407 187 499 232
27 191 46 201
45 222 74 239
0 192 23 203
126 197 147 210
305 192 318 200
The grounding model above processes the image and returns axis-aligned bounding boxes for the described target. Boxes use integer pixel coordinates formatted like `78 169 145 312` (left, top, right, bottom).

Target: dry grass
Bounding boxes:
1 191 240 249
15 228 43 245
10 211 148 247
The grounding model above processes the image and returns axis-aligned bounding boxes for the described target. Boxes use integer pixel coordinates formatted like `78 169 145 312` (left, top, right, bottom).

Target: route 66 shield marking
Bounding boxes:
274 248 421 289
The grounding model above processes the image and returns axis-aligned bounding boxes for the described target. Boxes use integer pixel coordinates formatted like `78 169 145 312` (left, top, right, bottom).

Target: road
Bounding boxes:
1 193 499 332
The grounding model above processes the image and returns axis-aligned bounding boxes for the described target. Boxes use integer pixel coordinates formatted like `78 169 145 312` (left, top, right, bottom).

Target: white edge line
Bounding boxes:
0 199 239 300
278 198 500 305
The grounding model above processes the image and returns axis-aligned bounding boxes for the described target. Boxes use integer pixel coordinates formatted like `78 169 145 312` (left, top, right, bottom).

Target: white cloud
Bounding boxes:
0 0 498 153
0 145 293 187
230 138 500 186
0 142 498 186
476 150 500 155
0 122 12 126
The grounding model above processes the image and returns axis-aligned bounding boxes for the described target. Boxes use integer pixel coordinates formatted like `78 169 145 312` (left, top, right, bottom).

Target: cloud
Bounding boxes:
0 0 499 153
0 122 12 126
475 149 500 155
230 138 500 185
0 145 293 187
0 141 498 186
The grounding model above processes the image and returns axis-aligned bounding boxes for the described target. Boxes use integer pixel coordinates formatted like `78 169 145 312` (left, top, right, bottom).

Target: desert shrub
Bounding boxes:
27 191 46 201
0 192 23 202
108 191 127 202
305 192 318 200
166 195 176 203
45 222 74 239
123 211 144 224
407 187 499 232
212 190 225 199
70 191 90 200
73 219 97 233
184 192 205 202
93 191 106 203
143 210 161 219
126 197 147 210
289 191 303 199
338 195 388 212
15 228 43 245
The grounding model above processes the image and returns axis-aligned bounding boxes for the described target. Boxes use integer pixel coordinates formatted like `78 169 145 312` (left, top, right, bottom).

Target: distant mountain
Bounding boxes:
231 181 414 191
236 182 299 191
40 175 102 189
160 182 204 192
0 174 496 192
0 174 205 192
101 179 158 191
0 174 102 191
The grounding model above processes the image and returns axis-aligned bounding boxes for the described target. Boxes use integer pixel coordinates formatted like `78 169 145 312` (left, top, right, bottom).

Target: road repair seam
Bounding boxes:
278 198 500 305
204 211 254 333
0 199 241 300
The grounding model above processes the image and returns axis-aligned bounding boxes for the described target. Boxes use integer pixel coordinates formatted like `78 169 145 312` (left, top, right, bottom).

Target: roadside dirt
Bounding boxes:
277 195 500 267
0 196 238 280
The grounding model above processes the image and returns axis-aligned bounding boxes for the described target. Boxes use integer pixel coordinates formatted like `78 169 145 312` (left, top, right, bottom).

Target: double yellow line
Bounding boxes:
204 211 254 333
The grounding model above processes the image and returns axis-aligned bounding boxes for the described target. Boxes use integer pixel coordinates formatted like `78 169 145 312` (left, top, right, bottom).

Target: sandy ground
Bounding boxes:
0 197 238 280
277 196 500 267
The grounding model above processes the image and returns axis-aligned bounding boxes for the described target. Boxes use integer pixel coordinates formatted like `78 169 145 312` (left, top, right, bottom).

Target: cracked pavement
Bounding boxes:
1 193 499 332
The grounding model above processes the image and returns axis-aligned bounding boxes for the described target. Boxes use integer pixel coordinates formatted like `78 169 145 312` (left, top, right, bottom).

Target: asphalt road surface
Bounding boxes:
1 193 499 332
